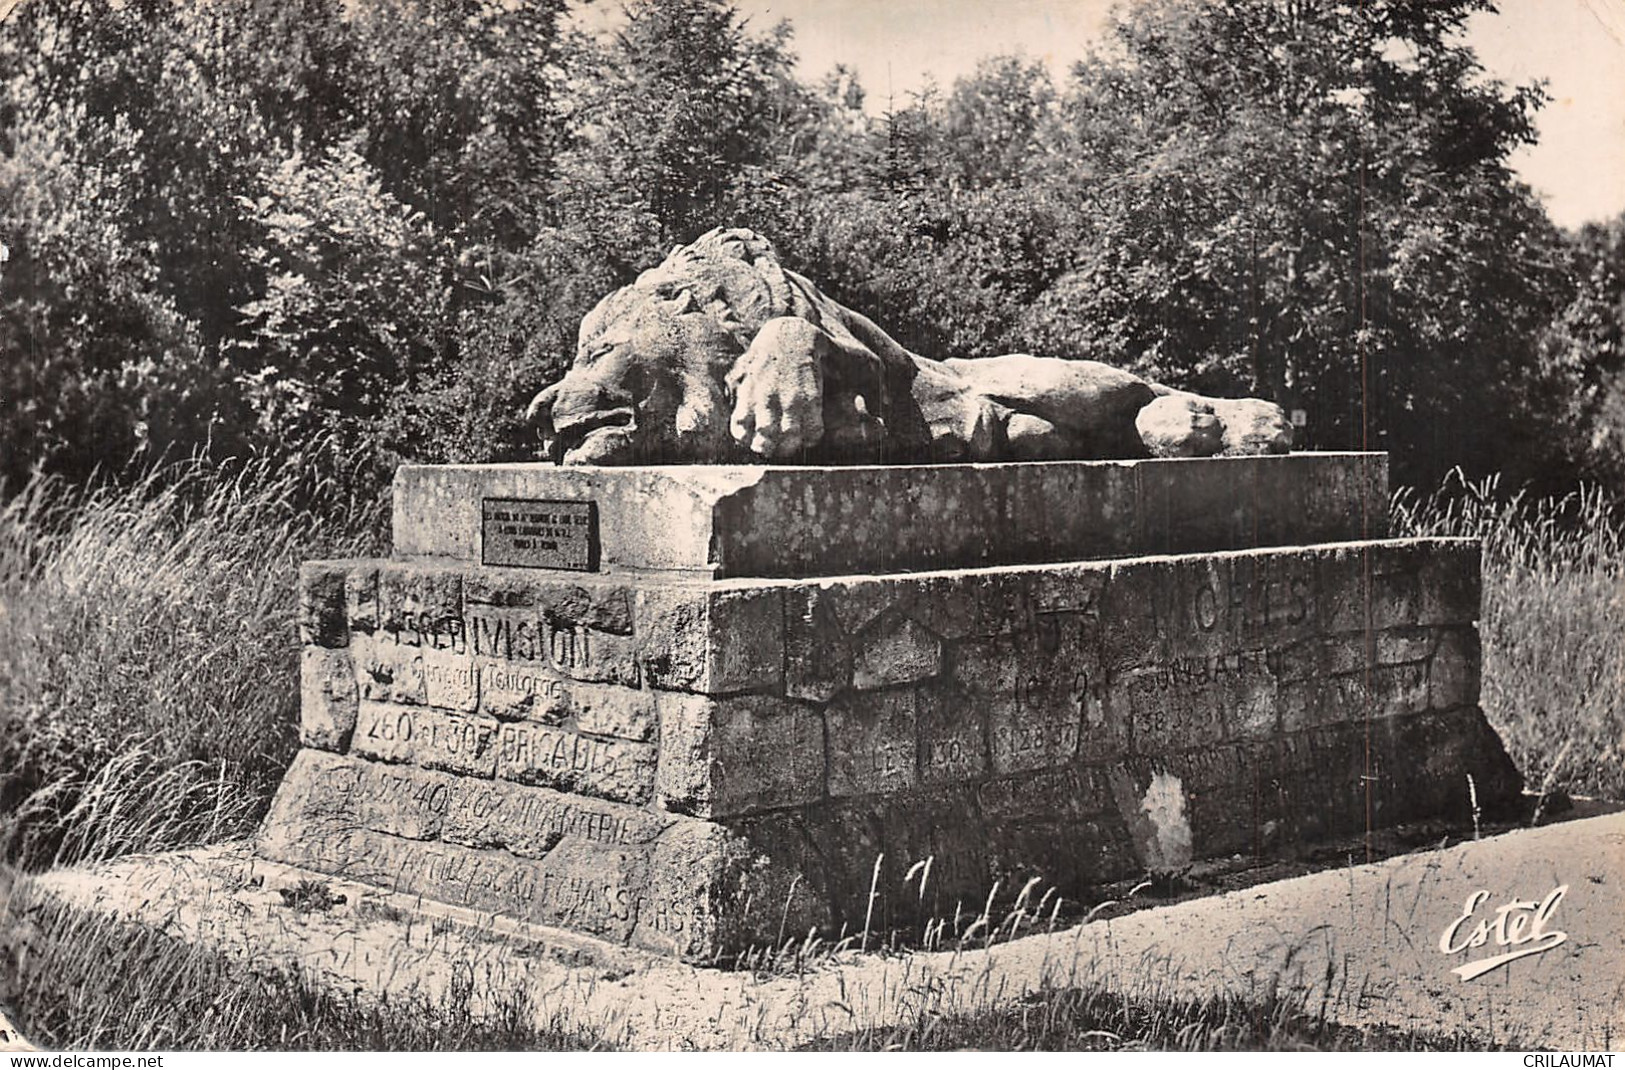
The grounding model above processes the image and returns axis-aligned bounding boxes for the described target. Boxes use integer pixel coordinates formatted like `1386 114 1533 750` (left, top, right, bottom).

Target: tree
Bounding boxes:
233 142 453 474
1532 214 1625 483
941 54 1055 190
557 0 807 254
342 0 570 251
0 0 247 488
0 0 574 493
1019 0 1566 486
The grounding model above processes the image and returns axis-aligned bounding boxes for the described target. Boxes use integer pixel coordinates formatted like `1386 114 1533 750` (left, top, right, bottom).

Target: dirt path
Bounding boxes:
14 813 1624 1050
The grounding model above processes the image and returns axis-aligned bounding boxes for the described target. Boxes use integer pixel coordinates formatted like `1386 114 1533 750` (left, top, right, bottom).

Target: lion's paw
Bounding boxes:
726 317 829 459
1137 393 1292 457
1136 394 1224 457
1208 397 1292 455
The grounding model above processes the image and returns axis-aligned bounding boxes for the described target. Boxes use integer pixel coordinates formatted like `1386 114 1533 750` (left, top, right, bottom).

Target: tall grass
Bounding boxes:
0 460 378 869
2 895 594 1051
805 986 1505 1052
1391 469 1625 800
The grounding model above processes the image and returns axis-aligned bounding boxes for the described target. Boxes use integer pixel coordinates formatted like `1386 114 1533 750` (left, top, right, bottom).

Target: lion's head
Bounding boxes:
529 229 813 465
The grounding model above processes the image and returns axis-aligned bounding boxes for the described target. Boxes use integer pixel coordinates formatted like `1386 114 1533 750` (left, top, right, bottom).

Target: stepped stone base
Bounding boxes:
261 454 1521 961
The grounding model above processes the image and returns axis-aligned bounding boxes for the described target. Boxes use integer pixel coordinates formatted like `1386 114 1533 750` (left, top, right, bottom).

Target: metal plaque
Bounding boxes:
481 498 599 571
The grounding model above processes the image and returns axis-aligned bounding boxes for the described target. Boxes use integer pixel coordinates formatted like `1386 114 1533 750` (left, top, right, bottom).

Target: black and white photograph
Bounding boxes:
0 0 1621 1054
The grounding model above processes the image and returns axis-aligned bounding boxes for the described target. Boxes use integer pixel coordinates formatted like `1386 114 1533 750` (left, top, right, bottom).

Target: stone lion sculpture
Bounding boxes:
527 227 1291 465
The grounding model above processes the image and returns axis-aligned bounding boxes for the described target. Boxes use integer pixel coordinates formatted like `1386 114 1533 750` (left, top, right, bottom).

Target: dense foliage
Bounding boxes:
1 0 1620 498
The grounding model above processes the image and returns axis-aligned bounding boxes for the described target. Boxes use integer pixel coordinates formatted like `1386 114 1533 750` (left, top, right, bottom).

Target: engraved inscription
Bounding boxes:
916 686 987 785
826 689 919 796
342 764 452 816
449 780 668 849
383 610 597 668
352 702 500 777
634 894 698 936
479 661 569 697
482 498 599 571
370 608 639 688
923 735 973 774
1131 649 1281 690
276 751 671 857
280 827 642 937
496 721 657 803
1150 569 1313 638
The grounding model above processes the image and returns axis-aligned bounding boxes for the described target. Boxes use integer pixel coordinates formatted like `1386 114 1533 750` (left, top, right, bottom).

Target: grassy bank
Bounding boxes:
1392 470 1625 801
0 462 377 870
0 890 592 1051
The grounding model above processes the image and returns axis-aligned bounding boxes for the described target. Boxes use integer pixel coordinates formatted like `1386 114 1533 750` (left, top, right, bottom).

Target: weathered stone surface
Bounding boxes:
654 692 825 818
557 681 657 741
943 353 1155 454
260 749 833 959
784 587 853 701
441 774 673 858
635 821 829 961
1278 662 1432 733
916 683 987 785
352 634 482 712
826 688 920 797
1270 710 1524 842
1429 628 1481 710
349 632 428 706
377 563 463 636
472 656 569 722
1389 706 1524 821
984 813 1139 893
635 587 782 694
1116 746 1255 861
298 562 350 648
851 611 943 690
1113 666 1225 752
1136 394 1224 458
393 454 1387 579
1098 550 1323 670
1210 396 1294 455
300 646 359 751
873 787 992 908
494 720 656 805
1135 452 1387 557
465 575 636 633
260 820 648 943
1136 393 1295 459
770 792 990 930
265 750 675 858
706 589 784 693
351 701 501 779
267 748 450 842
954 624 1119 770
1316 540 1480 636
345 567 379 633
976 764 1115 823
989 690 1084 775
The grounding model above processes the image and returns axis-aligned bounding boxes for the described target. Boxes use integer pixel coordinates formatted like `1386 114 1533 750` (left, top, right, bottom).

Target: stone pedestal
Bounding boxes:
258 453 1522 962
